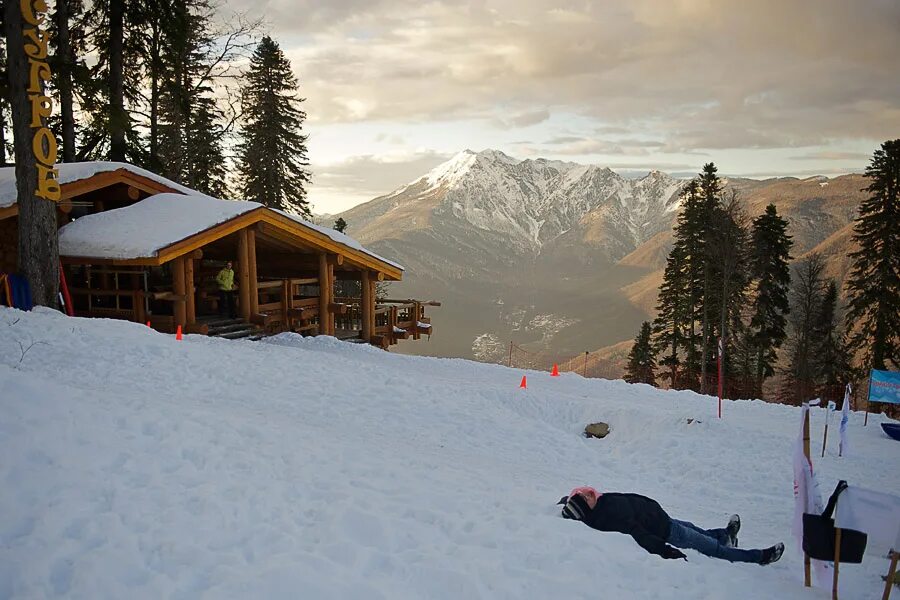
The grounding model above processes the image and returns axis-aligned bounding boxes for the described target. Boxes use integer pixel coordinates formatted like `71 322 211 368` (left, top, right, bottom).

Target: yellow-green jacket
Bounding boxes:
216 268 235 291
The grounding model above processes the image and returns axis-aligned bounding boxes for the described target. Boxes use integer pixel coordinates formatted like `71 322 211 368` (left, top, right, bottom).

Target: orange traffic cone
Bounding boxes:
551 363 560 377
519 375 527 389
176 325 183 340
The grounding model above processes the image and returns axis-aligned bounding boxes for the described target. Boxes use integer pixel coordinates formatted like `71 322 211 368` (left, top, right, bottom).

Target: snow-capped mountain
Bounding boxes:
344 149 684 258
335 149 686 361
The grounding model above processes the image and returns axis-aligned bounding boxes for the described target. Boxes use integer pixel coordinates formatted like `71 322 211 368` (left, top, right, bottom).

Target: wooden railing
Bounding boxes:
252 277 324 334
68 286 187 332
371 299 440 347
68 270 440 346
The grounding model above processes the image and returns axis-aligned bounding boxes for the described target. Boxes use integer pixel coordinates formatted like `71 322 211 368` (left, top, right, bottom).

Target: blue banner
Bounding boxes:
868 369 900 405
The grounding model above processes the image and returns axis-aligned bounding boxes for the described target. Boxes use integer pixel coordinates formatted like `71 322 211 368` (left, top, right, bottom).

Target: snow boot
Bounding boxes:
726 514 741 548
759 543 784 565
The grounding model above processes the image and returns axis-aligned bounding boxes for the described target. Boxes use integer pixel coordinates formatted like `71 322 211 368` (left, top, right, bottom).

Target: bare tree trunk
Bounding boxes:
5 1 59 306
108 0 126 161
54 0 76 162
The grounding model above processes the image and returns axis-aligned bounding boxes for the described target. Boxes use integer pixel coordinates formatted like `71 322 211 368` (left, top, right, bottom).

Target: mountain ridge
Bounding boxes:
340 149 685 260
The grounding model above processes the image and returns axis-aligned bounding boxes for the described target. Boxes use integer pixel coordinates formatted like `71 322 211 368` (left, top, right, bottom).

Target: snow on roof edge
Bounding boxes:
0 161 204 209
57 193 404 272
273 209 404 272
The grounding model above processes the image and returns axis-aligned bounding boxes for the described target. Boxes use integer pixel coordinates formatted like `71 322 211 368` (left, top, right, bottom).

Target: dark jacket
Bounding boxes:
581 493 685 560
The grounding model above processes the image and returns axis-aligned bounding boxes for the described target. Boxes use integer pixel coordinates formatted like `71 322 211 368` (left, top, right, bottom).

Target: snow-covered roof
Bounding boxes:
58 193 403 271
59 193 258 259
274 209 402 271
0 161 201 209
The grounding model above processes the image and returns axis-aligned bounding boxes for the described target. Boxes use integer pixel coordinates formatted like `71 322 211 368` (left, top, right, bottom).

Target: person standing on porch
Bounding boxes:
216 261 237 319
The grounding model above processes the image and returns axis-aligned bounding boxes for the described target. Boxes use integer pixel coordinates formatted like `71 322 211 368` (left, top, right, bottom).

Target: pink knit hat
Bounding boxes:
568 486 599 499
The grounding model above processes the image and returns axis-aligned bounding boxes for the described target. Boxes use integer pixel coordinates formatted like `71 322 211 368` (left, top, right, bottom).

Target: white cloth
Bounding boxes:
839 384 851 457
793 403 829 585
834 486 900 554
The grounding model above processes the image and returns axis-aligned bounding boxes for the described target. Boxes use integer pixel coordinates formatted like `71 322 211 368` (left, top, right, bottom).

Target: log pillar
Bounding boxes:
369 279 377 340
237 229 251 320
318 253 331 335
247 229 259 315
172 256 186 327
281 279 291 332
361 270 373 343
183 257 196 326
327 258 335 335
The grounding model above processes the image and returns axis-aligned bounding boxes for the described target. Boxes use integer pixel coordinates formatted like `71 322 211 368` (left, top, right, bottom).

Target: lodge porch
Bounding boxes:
59 205 437 348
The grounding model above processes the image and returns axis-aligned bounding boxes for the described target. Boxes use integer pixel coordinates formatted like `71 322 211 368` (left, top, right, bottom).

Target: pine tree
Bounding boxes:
49 0 82 161
238 36 311 216
670 179 706 388
815 279 852 403
184 97 227 197
652 244 687 387
154 0 229 195
748 204 793 397
625 321 657 385
80 0 147 162
706 191 750 398
697 162 723 392
782 254 827 404
844 140 900 371
5 0 60 306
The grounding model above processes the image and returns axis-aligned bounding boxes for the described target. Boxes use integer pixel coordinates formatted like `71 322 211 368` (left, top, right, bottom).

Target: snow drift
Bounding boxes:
0 307 896 598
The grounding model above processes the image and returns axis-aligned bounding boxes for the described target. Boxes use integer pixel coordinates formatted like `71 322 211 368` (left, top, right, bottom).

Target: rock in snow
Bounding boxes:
1 306 896 599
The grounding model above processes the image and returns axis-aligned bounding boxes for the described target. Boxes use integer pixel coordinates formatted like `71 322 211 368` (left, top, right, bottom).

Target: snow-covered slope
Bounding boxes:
2 307 896 599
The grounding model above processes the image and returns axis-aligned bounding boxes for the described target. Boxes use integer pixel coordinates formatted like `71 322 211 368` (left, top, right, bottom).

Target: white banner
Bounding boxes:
793 403 829 585
839 384 851 457
835 486 900 555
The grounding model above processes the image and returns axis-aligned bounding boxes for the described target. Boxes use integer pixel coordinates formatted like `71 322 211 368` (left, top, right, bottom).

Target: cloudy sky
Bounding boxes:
230 0 900 214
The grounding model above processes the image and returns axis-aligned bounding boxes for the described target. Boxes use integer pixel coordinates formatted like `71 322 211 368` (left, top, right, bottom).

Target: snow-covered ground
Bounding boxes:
1 307 897 599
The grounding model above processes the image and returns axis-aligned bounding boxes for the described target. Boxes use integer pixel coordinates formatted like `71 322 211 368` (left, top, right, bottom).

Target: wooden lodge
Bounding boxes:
0 162 437 347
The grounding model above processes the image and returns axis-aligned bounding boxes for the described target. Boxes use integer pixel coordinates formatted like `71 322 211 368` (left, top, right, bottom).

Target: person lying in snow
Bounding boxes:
558 486 784 565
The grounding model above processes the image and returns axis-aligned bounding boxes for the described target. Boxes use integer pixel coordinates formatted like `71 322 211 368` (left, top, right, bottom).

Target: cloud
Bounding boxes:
308 151 451 213
226 0 900 152
789 151 872 161
492 108 550 129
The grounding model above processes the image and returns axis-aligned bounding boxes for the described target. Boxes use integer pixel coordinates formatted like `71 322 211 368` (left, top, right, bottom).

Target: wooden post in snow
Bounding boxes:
832 527 842 600
883 550 898 600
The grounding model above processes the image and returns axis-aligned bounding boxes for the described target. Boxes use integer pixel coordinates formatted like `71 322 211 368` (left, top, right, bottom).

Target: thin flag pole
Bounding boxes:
717 337 724 419
803 406 812 587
